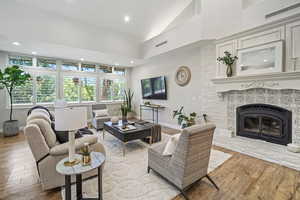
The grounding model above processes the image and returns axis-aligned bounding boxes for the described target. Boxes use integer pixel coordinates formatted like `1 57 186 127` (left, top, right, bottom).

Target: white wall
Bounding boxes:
131 42 227 129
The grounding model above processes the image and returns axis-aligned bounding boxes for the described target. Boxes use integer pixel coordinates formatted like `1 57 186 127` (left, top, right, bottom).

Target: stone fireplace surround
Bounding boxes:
225 89 300 145
212 71 300 153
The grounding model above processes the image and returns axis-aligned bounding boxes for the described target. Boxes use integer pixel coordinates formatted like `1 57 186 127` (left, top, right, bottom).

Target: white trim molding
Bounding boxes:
211 71 300 96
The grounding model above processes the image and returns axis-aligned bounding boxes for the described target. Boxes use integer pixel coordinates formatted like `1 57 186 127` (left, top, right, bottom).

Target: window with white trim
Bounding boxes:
12 80 34 105
62 61 79 71
99 78 125 101
7 53 127 106
37 58 56 70
81 63 96 72
81 77 96 102
36 75 56 103
9 55 33 66
63 76 80 102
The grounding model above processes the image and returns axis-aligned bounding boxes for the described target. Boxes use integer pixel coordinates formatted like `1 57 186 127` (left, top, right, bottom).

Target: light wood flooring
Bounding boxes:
0 131 300 200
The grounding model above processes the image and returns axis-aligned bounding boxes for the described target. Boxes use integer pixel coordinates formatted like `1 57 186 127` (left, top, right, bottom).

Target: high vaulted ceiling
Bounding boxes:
13 0 193 41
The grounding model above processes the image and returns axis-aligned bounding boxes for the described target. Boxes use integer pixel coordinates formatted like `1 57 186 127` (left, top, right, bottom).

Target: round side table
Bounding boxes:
56 152 105 200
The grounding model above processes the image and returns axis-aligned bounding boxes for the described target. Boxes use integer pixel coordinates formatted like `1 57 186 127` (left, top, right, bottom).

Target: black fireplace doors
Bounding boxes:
236 104 292 145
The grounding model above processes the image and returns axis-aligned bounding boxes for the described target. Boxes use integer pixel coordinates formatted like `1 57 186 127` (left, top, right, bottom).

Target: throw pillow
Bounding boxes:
94 109 109 117
162 133 181 156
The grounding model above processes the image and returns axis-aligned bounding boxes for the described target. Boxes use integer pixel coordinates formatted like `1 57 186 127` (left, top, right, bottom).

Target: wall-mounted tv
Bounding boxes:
141 76 167 100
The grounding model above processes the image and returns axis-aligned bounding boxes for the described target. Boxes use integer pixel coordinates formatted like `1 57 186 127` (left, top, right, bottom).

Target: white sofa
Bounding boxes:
24 110 106 190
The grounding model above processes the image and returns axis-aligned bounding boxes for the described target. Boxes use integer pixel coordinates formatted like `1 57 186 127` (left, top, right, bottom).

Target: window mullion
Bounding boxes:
32 74 37 105
96 65 100 103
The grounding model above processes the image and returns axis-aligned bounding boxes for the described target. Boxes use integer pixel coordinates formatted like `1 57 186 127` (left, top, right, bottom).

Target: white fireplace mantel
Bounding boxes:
211 71 300 95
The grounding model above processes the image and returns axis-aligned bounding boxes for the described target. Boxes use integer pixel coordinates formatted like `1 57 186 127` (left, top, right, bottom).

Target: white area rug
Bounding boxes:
62 133 232 200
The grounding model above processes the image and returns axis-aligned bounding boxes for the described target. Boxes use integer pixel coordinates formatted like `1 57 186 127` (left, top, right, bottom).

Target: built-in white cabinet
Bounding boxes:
237 26 285 49
286 20 300 72
216 40 237 78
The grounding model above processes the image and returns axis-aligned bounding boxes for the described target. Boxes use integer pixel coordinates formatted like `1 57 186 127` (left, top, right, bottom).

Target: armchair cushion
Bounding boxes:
27 118 57 148
27 112 51 125
50 135 98 156
93 109 109 117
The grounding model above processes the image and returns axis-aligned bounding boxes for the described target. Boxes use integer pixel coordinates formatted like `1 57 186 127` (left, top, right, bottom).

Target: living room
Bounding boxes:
1 0 300 200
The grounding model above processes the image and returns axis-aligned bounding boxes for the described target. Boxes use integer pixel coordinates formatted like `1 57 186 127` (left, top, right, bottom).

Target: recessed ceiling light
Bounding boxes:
12 42 21 46
80 58 84 61
32 51 37 55
124 15 130 23
130 60 134 64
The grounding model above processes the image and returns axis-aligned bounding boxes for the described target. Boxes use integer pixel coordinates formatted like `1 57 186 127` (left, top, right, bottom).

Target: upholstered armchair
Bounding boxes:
24 111 106 190
92 104 111 130
148 123 218 200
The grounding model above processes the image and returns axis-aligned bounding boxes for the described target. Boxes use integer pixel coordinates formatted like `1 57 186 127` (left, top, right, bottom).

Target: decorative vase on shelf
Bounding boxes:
226 65 233 77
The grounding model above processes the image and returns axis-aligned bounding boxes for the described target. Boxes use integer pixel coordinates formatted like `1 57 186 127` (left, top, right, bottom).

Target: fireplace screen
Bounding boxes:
237 104 291 145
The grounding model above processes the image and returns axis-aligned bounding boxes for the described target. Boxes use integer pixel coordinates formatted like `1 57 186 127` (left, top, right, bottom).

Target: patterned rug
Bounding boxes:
61 133 232 200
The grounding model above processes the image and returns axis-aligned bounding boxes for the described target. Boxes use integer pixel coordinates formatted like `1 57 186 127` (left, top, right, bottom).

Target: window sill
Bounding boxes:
9 101 123 110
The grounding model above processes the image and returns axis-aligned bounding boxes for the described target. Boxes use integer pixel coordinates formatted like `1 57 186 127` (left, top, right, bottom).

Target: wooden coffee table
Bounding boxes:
103 121 152 156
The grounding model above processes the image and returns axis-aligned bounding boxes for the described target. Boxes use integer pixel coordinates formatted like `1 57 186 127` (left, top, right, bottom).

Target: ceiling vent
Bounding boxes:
155 40 168 48
265 3 300 18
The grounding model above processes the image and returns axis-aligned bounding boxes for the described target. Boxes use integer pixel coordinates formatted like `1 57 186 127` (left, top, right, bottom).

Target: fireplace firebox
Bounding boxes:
236 104 292 145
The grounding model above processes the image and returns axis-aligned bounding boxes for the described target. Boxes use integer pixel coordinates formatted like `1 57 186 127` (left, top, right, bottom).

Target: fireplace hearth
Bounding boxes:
236 104 292 145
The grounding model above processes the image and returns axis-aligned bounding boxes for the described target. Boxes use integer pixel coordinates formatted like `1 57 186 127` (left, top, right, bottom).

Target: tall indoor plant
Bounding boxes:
124 88 134 118
0 65 31 136
217 51 238 77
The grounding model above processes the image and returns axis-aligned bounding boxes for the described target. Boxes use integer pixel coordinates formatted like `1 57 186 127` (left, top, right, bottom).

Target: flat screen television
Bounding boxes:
141 76 167 100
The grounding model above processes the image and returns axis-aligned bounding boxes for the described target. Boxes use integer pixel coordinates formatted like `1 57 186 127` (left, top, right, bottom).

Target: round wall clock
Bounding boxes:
175 66 191 86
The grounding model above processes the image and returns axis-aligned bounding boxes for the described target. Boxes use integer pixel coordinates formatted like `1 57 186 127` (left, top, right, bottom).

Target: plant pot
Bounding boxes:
3 120 19 137
226 65 233 77
122 115 128 123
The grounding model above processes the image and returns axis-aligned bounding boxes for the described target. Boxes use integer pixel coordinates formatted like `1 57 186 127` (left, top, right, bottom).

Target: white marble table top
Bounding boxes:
56 152 105 175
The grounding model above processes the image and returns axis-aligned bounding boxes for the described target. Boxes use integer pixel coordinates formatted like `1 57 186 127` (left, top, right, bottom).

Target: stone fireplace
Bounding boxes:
236 103 292 145
212 72 300 152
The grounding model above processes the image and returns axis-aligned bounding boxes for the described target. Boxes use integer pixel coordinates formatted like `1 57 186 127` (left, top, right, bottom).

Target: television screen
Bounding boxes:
141 76 167 100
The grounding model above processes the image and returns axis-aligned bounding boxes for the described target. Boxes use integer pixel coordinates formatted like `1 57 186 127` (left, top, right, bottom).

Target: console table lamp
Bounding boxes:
55 107 87 166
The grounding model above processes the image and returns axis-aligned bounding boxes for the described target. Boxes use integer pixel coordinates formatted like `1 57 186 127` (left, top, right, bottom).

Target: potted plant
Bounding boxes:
120 103 128 122
124 88 134 119
173 106 197 129
217 51 238 77
0 65 31 136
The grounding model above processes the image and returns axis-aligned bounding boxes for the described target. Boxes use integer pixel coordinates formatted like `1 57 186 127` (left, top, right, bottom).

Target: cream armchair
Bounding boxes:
148 123 218 200
24 112 106 190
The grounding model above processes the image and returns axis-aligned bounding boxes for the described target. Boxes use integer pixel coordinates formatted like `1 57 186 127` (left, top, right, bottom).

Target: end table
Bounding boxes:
56 152 105 200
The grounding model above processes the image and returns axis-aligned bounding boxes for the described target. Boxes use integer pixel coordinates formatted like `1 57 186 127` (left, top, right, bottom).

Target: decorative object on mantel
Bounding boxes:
175 66 191 86
237 40 283 76
217 51 238 77
172 106 197 128
0 65 31 137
